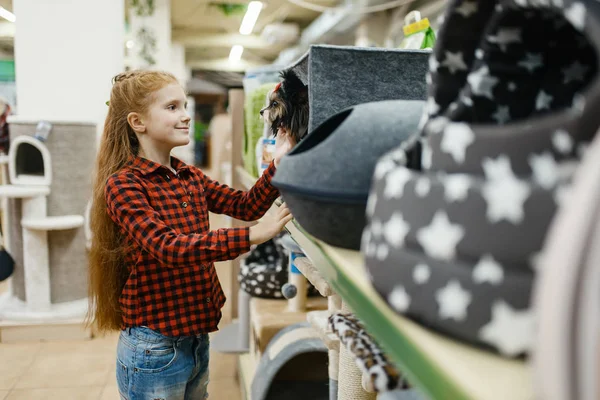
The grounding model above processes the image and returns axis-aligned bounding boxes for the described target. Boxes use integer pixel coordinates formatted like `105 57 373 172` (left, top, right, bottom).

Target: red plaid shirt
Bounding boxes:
105 156 279 337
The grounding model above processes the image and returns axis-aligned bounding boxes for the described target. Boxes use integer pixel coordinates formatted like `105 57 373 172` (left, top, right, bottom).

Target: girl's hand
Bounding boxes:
249 205 293 245
274 128 296 168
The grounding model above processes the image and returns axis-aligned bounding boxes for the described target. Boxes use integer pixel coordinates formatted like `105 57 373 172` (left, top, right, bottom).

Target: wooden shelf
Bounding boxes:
283 219 534 400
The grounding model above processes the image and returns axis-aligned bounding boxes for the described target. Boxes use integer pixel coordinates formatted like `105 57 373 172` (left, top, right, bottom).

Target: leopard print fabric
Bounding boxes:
328 312 410 392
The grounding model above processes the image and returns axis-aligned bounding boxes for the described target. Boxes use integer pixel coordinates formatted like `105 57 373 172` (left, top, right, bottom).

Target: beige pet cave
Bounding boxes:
0 119 93 323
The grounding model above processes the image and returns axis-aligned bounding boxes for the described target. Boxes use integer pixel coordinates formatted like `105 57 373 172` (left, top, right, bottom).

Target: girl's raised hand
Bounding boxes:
249 205 293 245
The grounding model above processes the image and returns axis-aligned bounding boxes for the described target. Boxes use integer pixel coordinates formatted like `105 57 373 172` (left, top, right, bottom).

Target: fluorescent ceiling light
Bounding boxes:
229 45 244 62
0 7 15 23
239 1 262 35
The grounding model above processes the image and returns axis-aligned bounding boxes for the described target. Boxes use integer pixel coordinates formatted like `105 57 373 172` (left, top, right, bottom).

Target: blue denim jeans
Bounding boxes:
116 326 210 400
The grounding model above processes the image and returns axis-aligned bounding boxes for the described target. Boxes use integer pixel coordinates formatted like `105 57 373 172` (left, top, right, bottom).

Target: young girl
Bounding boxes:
88 70 294 400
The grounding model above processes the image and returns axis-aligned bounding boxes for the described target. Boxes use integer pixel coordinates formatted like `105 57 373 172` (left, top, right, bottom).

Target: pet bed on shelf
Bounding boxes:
273 100 424 250
364 0 600 357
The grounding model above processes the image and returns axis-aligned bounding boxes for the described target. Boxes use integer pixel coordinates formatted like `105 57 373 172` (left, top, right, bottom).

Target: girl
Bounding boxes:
88 70 294 400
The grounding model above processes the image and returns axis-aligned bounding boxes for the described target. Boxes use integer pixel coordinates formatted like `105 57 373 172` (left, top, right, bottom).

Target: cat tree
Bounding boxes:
0 120 92 341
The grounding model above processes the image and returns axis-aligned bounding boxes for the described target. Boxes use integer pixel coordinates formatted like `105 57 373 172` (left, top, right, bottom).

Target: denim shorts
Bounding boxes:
116 326 210 400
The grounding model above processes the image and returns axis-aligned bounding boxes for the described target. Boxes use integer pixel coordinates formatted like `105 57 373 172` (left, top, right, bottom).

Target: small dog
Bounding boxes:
260 69 309 143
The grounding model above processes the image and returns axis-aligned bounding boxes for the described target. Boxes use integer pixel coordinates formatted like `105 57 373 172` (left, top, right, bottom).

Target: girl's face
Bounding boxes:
142 83 191 153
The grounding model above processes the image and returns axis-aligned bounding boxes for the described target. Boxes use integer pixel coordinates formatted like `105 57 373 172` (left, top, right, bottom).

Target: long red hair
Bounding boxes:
87 70 179 333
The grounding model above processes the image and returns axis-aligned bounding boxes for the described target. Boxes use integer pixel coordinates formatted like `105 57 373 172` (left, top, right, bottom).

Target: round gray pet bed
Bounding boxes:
364 0 600 357
251 322 329 400
273 100 424 250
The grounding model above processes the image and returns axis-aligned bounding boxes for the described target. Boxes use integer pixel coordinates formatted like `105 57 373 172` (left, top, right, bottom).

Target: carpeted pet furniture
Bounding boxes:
285 45 430 132
364 0 600 357
0 120 90 323
273 100 425 250
251 322 329 400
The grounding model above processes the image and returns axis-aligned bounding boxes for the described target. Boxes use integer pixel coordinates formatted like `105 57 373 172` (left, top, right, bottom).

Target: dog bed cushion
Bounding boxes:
364 0 600 357
239 236 320 298
273 100 424 250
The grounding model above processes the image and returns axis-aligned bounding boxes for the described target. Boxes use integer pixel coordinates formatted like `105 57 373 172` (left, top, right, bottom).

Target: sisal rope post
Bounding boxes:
337 301 376 400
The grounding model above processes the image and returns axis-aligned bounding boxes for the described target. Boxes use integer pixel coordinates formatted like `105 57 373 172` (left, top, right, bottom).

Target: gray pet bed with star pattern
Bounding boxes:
364 0 600 357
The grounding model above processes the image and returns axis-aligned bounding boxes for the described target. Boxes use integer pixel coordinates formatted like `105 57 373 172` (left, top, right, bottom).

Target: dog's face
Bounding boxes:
259 69 309 143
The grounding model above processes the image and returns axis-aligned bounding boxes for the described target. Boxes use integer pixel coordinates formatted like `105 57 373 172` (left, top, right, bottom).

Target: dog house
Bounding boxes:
0 119 93 324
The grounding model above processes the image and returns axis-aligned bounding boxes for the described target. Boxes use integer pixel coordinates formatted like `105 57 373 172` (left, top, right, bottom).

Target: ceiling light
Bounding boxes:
229 45 244 62
239 1 262 35
0 7 15 23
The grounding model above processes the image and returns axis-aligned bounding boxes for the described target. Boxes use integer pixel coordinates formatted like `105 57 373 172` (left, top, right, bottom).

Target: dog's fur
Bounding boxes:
260 69 309 143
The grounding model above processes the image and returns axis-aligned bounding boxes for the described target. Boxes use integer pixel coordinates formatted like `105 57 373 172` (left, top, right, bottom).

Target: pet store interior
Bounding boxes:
0 0 597 399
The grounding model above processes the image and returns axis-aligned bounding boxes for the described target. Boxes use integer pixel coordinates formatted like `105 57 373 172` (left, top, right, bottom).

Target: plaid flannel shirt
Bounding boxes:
105 156 279 336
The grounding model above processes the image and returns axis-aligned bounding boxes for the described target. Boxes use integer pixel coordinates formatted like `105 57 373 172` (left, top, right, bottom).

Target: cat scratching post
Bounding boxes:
338 301 376 400
0 121 90 341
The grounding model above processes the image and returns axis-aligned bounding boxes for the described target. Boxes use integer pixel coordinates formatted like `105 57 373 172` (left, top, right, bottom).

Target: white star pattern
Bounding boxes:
376 244 389 261
366 192 377 217
416 211 465 261
413 264 431 284
415 177 431 197
427 97 440 115
467 66 499 99
564 2 586 31
552 130 573 154
429 56 439 73
529 152 559 189
455 1 477 17
518 53 543 73
487 28 522 51
535 90 553 110
461 95 474 107
472 254 504 285
475 49 484 59
492 105 511 124
422 141 433 170
508 82 517 91
440 123 475 163
374 157 396 179
383 212 410 248
388 286 411 312
370 219 383 237
435 280 472 321
572 94 586 115
443 174 471 202
441 51 468 74
482 155 532 224
479 301 534 356
563 61 589 84
384 167 412 198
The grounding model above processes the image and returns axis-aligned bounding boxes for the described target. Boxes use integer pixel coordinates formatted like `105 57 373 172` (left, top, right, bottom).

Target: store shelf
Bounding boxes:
235 156 533 400
236 166 258 191
284 220 534 400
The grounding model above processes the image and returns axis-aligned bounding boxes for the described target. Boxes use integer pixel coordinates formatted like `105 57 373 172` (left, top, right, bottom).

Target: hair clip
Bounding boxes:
105 101 110 106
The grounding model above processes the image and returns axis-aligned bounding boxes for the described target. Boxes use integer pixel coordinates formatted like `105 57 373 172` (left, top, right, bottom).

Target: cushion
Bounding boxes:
273 100 424 249
364 0 600 357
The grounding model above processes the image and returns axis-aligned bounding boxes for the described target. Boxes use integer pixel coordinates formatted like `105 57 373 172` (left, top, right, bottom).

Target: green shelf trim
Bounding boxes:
287 221 466 400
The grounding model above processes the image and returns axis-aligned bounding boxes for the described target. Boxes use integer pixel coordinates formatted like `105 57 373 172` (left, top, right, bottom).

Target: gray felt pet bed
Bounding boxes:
251 322 329 400
364 0 600 357
285 45 431 133
273 100 424 249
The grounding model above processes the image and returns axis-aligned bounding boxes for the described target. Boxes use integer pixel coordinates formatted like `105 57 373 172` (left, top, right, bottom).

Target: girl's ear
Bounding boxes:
127 112 146 134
